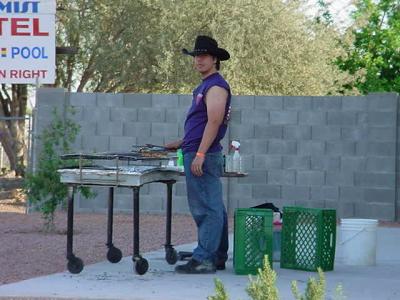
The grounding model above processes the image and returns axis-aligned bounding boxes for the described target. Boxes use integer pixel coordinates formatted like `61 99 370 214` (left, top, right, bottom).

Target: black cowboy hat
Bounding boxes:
182 35 230 61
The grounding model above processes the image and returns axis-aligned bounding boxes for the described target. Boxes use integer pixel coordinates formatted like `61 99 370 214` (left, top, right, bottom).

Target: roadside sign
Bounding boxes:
0 0 56 84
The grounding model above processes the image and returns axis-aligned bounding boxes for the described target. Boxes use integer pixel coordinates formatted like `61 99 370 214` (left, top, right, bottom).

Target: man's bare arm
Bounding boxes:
197 86 228 154
190 86 228 176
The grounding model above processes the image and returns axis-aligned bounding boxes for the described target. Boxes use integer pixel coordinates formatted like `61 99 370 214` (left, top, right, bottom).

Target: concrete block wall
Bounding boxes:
34 88 399 220
233 94 398 220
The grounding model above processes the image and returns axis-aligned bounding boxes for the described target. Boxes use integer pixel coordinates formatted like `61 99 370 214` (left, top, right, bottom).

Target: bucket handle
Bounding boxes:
339 227 366 245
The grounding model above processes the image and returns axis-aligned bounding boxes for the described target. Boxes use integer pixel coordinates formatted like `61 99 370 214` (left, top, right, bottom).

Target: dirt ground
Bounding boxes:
0 192 202 286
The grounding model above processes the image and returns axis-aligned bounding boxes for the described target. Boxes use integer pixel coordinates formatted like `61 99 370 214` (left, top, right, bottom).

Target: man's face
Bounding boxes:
194 54 216 74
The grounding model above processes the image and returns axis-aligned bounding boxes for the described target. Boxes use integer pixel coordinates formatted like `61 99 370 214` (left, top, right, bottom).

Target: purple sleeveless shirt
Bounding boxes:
181 72 231 154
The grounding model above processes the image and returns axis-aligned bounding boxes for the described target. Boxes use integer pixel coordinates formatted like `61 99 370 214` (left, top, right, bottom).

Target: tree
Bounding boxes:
54 0 356 96
151 0 356 95
55 0 161 92
0 84 28 176
336 0 400 94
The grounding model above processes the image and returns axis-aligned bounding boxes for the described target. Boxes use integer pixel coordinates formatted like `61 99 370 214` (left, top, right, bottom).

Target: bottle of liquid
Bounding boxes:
225 154 233 172
231 140 241 173
177 149 184 170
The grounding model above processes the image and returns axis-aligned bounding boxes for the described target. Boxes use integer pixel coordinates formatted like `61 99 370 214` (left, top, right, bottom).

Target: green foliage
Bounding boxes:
208 257 344 300
246 256 279 300
151 0 356 96
336 0 400 94
291 268 325 300
55 0 356 96
207 278 230 300
56 0 160 92
24 108 93 231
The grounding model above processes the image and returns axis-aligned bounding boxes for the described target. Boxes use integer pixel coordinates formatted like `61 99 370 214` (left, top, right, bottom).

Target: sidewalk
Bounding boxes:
0 227 399 300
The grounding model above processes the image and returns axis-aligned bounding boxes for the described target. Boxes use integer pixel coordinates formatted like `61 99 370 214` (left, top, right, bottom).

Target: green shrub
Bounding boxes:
24 108 93 231
207 278 230 300
208 256 345 300
246 256 279 300
291 268 325 300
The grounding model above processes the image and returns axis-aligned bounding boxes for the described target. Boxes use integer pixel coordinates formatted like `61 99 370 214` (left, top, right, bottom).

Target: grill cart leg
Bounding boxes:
163 180 178 265
66 185 84 274
132 186 148 275
106 187 122 263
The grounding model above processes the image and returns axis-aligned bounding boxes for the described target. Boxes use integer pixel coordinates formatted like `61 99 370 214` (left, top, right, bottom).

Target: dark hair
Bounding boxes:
214 57 221 70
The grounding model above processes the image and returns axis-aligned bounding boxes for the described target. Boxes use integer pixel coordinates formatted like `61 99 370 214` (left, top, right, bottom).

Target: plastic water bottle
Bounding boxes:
225 154 233 172
231 141 241 173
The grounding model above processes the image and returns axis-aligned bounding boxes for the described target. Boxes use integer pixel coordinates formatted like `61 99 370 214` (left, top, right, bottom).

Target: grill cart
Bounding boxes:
58 145 182 275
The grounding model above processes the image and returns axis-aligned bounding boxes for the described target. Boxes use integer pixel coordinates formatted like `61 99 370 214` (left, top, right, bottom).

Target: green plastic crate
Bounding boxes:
280 206 336 272
234 208 273 275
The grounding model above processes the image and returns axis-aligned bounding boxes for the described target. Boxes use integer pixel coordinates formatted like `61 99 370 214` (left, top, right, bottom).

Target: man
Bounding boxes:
165 35 231 274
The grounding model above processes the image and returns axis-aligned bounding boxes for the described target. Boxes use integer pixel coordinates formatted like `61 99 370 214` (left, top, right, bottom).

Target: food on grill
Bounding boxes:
138 150 169 158
60 145 175 163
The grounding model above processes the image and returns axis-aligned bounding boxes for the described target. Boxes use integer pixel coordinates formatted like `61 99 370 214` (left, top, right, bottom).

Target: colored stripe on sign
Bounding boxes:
0 48 6 57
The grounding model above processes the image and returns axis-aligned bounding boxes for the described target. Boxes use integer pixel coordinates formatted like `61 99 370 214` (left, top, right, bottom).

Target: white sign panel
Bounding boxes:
0 0 56 84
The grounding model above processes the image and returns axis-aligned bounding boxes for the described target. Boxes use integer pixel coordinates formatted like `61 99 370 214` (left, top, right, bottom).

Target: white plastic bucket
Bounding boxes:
340 218 378 266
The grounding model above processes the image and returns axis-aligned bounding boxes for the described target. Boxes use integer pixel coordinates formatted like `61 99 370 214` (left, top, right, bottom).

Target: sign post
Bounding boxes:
0 0 56 84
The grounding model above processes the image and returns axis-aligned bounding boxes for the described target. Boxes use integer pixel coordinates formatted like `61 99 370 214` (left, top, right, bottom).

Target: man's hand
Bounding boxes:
164 140 182 150
191 155 205 176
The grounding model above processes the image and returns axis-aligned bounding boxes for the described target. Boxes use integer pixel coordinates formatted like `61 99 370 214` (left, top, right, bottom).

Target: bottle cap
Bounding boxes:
231 140 240 151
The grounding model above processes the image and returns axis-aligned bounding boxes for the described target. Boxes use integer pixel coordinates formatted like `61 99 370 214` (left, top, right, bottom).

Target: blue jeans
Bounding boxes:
183 152 228 264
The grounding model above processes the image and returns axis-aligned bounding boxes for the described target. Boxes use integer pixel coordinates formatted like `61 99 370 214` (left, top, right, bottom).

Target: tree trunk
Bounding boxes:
13 85 27 176
0 121 16 172
0 84 28 177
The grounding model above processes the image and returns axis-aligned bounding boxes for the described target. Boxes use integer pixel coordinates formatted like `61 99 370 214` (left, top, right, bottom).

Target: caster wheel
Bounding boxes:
135 258 149 275
165 248 178 265
67 256 84 274
107 246 122 263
